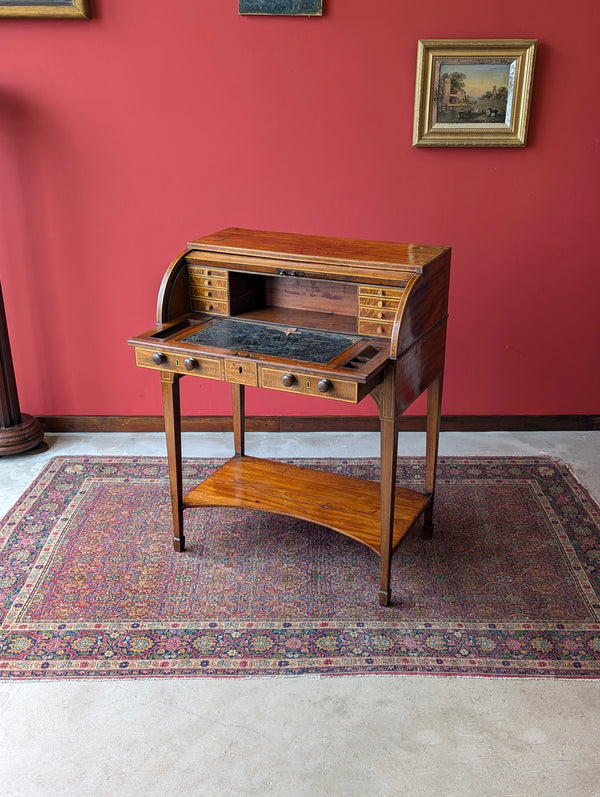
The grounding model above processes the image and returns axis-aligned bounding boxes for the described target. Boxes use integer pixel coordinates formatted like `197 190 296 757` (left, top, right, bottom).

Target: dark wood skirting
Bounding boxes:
38 414 600 433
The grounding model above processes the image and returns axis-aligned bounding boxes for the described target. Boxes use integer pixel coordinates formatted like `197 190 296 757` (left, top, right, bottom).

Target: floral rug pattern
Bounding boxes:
1 456 600 679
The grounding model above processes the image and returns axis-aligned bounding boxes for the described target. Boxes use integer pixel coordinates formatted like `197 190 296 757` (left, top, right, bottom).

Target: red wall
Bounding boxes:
1 0 598 419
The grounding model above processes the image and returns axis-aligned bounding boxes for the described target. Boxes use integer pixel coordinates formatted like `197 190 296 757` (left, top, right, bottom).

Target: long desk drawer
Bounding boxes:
260 367 358 403
134 348 222 379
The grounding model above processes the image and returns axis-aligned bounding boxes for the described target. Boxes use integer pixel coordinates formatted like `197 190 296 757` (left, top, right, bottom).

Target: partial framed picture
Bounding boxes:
239 0 322 15
0 0 89 17
413 39 537 147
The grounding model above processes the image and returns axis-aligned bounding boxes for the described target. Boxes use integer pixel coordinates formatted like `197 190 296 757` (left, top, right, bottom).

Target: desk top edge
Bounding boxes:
187 227 450 272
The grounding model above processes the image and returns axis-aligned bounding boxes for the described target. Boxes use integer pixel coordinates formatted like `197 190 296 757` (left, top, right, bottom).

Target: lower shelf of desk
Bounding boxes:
184 456 430 555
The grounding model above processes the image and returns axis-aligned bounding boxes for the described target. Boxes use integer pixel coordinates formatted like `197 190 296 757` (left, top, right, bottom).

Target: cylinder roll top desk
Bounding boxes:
129 228 451 606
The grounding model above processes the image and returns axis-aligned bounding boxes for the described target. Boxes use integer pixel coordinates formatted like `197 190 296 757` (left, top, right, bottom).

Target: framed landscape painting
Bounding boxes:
413 40 537 147
239 0 322 15
0 0 89 16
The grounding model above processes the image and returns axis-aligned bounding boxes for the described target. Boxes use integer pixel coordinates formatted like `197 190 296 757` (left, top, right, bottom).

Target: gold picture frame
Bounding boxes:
413 39 537 147
0 0 89 18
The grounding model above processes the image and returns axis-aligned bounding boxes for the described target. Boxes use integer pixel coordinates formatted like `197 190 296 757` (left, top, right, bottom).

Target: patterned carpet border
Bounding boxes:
1 455 600 680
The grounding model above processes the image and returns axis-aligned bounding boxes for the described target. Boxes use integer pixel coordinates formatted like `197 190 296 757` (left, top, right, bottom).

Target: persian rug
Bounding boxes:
1 456 600 680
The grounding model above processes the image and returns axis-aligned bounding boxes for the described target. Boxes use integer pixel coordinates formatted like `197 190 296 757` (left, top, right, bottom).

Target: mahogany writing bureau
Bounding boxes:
129 228 451 605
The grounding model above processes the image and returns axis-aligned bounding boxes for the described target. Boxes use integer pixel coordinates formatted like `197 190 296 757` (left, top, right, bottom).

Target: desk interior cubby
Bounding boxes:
222 270 358 334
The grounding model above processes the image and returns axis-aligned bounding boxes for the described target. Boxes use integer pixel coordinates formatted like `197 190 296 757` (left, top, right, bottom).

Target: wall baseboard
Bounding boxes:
38 414 600 433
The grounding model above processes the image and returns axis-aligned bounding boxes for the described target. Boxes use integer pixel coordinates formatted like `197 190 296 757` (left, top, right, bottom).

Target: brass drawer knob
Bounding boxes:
281 373 296 387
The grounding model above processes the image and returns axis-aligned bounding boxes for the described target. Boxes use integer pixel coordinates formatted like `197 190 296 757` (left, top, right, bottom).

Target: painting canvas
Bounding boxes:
239 0 322 15
432 60 515 126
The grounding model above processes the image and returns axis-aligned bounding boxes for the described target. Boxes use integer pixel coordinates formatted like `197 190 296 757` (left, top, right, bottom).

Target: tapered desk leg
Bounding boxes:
161 372 185 552
374 365 400 607
379 414 400 606
423 372 443 539
232 383 245 456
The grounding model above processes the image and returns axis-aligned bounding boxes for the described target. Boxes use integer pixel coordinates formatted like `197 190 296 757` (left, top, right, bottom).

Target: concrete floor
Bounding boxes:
1 431 600 796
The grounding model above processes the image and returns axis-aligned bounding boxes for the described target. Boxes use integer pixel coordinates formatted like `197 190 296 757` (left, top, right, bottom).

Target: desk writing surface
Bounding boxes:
181 318 361 365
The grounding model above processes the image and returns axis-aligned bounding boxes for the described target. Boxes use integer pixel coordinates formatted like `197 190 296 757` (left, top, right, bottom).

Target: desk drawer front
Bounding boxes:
357 319 394 338
358 295 401 310
190 276 228 289
188 265 228 282
190 287 229 301
135 348 222 379
190 298 229 314
260 367 358 403
225 359 258 386
358 306 397 323
358 286 404 300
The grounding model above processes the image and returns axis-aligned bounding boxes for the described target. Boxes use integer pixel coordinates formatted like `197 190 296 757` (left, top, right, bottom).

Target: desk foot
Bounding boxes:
378 588 391 607
173 536 186 553
422 501 435 539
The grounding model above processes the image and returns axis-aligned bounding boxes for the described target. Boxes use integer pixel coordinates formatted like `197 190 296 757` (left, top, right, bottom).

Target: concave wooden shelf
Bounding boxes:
184 456 431 555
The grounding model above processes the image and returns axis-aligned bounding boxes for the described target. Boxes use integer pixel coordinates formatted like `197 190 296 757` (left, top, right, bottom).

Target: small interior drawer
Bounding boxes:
357 319 394 338
190 298 229 314
358 306 397 322
358 286 404 299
